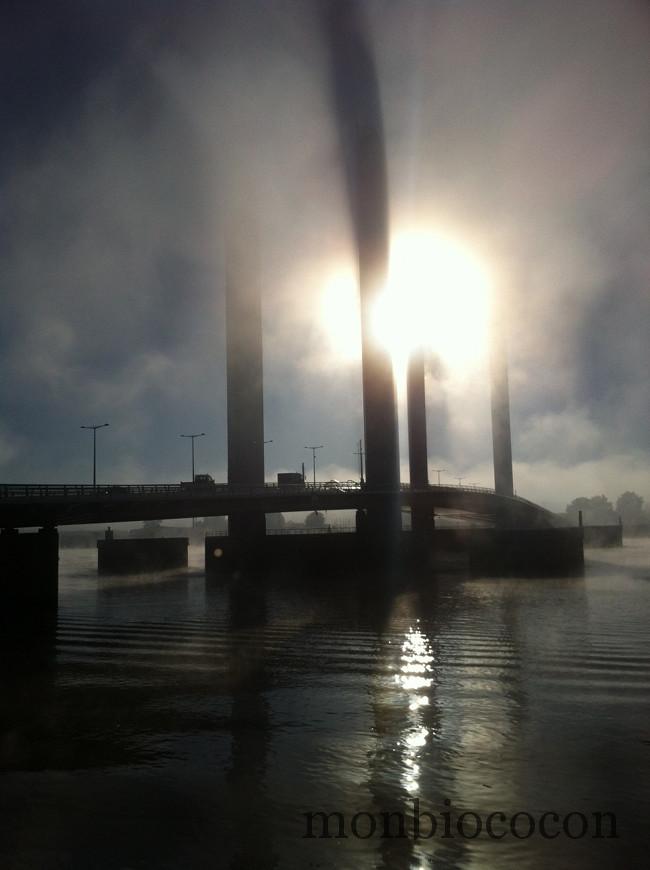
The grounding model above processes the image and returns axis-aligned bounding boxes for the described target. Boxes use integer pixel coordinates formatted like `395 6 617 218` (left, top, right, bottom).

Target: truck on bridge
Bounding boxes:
180 474 219 490
277 472 304 487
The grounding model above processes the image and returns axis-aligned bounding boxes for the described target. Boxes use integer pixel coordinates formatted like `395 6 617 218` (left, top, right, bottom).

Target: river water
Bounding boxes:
1 541 649 869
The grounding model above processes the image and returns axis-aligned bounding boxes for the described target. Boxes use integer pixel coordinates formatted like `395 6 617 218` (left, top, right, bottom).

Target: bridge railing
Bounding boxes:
0 481 543 508
0 481 506 500
266 526 356 534
402 483 497 496
0 482 361 499
0 483 187 499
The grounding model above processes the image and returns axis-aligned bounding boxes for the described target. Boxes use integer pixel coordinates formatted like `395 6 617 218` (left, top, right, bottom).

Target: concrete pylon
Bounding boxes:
490 317 514 497
358 235 401 538
226 217 266 540
407 348 434 535
322 0 401 540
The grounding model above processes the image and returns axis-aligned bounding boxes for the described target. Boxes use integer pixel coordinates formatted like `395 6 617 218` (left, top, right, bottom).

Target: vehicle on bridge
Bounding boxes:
180 474 219 490
324 479 346 492
277 472 305 488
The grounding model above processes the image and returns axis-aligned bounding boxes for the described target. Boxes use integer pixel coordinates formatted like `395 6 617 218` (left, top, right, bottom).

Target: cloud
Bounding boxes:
0 425 21 467
517 407 603 465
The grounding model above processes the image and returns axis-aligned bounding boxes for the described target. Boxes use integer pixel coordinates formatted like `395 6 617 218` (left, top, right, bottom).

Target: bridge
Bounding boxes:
1 7 573 588
0 481 554 530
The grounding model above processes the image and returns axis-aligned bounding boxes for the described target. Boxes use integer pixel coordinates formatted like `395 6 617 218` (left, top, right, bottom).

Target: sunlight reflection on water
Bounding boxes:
395 625 435 794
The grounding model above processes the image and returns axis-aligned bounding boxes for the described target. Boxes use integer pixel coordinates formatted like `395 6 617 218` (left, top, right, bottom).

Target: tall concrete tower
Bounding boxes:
226 220 266 539
490 320 514 497
407 348 434 534
323 0 401 538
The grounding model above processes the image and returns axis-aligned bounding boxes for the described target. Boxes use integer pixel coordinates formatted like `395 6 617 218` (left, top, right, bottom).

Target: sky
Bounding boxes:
1 0 648 513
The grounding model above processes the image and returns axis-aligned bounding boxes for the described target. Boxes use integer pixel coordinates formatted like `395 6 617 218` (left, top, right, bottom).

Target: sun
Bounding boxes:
319 230 492 375
375 230 492 374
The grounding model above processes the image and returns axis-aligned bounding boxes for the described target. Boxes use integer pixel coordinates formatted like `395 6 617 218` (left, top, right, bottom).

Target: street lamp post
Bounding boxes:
433 468 446 486
354 439 365 486
181 432 205 530
263 440 273 482
305 445 324 486
456 476 465 486
80 423 109 487
180 432 205 482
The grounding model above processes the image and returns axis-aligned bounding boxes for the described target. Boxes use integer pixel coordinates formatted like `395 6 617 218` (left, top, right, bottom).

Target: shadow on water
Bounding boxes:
221 579 278 869
0 615 58 772
1 569 202 774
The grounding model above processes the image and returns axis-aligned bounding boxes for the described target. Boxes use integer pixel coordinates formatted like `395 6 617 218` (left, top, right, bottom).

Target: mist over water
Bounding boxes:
1 544 649 868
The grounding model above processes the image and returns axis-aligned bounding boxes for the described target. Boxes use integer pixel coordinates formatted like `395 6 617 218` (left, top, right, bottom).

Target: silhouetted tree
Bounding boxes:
615 491 644 526
305 510 325 529
566 495 617 525
566 497 591 523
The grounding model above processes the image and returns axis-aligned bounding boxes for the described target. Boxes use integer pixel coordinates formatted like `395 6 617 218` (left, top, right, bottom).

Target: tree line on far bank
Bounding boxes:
565 492 649 526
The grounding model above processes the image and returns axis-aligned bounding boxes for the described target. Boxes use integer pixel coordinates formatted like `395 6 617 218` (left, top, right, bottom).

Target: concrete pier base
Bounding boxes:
582 525 623 547
97 537 188 574
411 511 436 536
206 527 584 580
0 527 59 621
206 533 374 579
228 513 266 542
459 528 584 576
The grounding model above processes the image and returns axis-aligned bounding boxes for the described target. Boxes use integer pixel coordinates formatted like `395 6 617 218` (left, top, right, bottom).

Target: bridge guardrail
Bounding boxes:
0 482 362 498
0 481 506 500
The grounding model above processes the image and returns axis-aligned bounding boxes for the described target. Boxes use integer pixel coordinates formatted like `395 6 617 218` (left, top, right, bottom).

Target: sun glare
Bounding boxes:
320 230 492 376
375 231 491 374
320 270 361 362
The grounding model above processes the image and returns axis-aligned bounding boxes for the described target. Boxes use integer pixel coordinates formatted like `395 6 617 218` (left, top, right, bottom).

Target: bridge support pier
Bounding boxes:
0 526 58 624
325 1 402 547
225 211 267 547
411 511 435 536
407 347 435 536
227 513 266 542
490 316 514 497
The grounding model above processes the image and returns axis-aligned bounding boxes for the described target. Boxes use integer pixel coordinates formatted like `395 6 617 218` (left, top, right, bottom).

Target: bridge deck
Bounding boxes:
0 483 553 529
